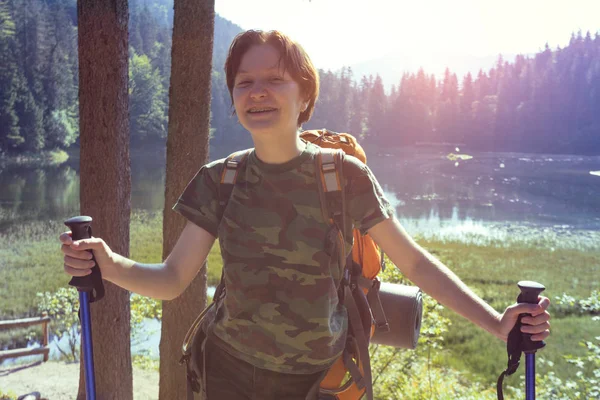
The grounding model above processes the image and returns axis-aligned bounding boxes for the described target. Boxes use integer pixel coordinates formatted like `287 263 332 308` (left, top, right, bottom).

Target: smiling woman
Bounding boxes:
59 28 551 400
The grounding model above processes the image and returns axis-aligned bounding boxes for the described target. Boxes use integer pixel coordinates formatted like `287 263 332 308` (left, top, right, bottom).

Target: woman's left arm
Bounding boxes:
368 217 551 342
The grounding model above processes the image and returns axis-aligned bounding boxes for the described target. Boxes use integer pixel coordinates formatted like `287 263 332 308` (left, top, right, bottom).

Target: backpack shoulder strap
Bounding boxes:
315 147 348 272
220 149 252 185
316 147 376 400
315 147 345 225
218 149 252 212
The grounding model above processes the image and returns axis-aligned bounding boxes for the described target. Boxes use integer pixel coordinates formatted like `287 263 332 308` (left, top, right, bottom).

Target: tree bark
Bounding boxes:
159 0 215 399
77 1 132 399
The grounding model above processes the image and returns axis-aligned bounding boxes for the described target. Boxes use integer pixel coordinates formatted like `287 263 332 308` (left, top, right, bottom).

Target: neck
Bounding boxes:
252 130 306 164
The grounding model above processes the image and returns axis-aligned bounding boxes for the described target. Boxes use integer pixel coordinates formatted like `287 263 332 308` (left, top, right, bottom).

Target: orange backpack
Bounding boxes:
300 129 389 400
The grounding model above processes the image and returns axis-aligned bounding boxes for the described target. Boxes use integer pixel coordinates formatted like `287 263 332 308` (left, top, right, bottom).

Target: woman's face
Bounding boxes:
232 44 307 138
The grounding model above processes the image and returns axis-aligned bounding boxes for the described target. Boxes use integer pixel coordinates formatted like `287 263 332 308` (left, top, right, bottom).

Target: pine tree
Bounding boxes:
13 0 48 105
436 69 460 144
348 80 365 137
129 51 168 145
138 5 158 56
307 69 336 130
129 1 144 55
471 95 497 149
331 66 352 132
43 0 79 149
0 2 22 152
14 82 44 151
77 0 133 396
366 74 386 142
459 73 475 146
159 0 215 397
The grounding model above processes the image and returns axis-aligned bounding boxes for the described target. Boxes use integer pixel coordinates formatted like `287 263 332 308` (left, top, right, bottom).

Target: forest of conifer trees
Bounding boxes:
1 0 599 156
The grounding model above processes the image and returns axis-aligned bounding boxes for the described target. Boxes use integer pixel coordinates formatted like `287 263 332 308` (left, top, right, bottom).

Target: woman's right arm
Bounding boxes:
60 221 216 300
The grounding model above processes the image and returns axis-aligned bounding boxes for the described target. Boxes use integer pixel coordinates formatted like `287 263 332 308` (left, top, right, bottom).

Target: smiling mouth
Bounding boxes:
247 107 278 114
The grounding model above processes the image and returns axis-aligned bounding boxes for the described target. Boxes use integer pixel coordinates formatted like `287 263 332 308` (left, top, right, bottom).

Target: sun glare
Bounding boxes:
216 0 600 70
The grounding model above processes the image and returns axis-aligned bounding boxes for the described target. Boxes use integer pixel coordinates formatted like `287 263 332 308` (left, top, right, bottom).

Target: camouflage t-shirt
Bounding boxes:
172 141 394 374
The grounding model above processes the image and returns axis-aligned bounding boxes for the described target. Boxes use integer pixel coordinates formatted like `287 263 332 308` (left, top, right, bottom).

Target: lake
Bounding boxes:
2 147 599 246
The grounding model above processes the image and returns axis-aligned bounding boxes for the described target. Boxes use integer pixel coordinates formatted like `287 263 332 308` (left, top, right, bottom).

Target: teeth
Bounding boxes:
248 108 275 113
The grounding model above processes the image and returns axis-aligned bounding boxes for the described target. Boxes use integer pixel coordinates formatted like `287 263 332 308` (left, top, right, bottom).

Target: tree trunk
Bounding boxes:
77 1 132 399
159 1 215 399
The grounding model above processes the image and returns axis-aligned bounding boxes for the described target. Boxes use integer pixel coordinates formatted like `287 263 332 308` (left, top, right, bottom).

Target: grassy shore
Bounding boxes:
0 149 70 168
1 209 598 388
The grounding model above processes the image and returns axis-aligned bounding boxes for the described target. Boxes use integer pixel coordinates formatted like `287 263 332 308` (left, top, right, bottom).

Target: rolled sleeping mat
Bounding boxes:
371 282 423 349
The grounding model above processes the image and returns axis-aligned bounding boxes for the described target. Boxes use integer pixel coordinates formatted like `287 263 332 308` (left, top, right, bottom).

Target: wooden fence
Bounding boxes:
0 312 51 363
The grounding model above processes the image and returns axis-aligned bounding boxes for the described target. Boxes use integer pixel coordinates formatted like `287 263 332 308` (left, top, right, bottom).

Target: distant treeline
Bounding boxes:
1 0 599 156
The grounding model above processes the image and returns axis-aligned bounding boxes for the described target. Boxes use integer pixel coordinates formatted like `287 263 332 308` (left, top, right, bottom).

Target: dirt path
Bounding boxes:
0 361 158 399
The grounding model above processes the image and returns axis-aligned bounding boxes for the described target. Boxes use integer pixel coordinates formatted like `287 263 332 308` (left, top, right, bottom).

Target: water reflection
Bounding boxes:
1 149 599 236
371 149 600 230
0 165 80 230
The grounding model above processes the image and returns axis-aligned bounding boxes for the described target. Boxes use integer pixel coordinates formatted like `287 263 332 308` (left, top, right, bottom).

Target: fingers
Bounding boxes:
62 243 93 260
64 254 96 276
530 330 550 342
511 296 551 317
60 232 105 278
70 237 104 251
521 311 551 326
59 232 103 251
534 296 551 315
519 296 551 341
59 231 73 244
64 263 93 277
521 320 551 335
507 302 539 318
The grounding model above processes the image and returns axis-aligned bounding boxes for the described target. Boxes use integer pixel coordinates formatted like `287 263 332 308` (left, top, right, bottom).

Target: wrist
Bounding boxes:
491 312 507 342
102 252 126 283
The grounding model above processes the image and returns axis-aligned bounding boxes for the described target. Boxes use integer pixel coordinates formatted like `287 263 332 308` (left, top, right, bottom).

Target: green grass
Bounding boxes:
0 210 222 320
128 210 223 288
416 238 600 387
1 210 598 390
0 219 71 319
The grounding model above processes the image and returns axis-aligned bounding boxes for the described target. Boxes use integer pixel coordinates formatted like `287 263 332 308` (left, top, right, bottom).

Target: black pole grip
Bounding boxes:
517 280 546 353
65 216 104 301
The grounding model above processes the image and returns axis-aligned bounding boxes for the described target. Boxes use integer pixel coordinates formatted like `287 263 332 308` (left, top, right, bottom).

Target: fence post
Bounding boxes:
0 314 52 363
42 311 49 362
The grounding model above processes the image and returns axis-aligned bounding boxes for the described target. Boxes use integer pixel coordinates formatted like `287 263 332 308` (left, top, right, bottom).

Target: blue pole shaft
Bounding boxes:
79 291 96 400
525 353 535 400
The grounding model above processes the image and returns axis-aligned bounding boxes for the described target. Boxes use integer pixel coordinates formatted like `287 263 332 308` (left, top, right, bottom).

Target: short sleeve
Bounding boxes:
345 157 395 235
172 159 224 237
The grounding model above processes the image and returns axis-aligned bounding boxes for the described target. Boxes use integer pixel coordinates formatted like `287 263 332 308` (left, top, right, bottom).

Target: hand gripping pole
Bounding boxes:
65 216 105 400
518 281 546 400
497 281 546 400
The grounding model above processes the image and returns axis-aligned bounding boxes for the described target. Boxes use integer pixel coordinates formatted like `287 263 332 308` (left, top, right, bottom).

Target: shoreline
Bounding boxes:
400 217 600 250
0 149 71 168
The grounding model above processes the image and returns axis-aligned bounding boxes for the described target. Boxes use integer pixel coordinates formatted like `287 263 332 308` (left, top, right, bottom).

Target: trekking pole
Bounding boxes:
64 216 105 400
496 281 546 400
518 281 546 400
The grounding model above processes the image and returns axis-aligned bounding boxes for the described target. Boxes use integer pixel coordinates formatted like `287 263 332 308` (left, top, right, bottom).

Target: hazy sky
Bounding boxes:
214 0 600 70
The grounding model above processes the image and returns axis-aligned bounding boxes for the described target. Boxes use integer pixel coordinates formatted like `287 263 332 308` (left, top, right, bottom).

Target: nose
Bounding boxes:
249 82 268 100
